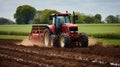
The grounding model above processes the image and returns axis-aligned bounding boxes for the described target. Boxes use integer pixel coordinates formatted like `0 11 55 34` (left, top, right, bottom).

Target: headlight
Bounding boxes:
70 31 74 33
70 31 78 33
75 31 78 33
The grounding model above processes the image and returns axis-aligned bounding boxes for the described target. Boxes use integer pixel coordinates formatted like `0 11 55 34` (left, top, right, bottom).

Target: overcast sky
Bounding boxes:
0 0 120 21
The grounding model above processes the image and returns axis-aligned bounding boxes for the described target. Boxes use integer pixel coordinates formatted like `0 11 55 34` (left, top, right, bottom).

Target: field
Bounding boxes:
0 24 120 67
0 39 120 67
0 25 32 36
0 24 120 45
78 24 120 39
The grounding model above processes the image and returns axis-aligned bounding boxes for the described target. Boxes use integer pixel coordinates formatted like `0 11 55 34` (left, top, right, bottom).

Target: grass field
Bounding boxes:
0 25 32 36
78 24 120 34
0 24 120 45
98 39 120 46
78 24 120 39
0 35 27 40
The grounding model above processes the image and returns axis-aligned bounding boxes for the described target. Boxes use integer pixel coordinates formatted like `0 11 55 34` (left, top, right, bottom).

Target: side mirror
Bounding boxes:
74 15 78 20
49 15 53 20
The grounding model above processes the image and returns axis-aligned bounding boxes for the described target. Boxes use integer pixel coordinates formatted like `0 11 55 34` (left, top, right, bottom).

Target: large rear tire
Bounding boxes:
78 33 88 47
53 35 60 47
43 29 51 47
59 33 71 48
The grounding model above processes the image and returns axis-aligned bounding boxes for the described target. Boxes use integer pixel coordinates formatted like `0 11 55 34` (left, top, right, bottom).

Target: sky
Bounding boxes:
0 0 120 21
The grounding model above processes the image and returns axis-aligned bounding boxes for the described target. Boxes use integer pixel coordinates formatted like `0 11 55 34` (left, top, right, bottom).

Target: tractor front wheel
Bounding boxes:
78 33 88 47
60 33 71 48
43 29 51 47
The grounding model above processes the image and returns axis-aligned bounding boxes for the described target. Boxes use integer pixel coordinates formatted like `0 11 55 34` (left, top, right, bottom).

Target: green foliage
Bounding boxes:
105 15 117 23
71 12 84 23
83 16 94 23
33 10 43 24
40 9 60 24
72 12 102 24
94 14 102 23
116 15 120 23
108 15 120 23
0 17 14 24
14 5 36 24
33 18 40 24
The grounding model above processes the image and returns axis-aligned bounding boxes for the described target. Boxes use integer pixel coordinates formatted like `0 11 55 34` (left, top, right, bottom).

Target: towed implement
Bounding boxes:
29 11 88 48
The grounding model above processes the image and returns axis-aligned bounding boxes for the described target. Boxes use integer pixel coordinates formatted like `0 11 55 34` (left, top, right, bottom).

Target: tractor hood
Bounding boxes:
64 23 78 36
66 23 78 28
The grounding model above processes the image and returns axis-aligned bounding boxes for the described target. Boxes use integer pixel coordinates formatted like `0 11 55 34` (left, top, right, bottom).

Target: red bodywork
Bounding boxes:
29 25 46 40
48 23 78 38
29 13 79 40
48 13 78 38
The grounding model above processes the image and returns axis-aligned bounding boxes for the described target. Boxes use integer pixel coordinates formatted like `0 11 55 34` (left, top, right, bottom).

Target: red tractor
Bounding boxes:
29 11 88 48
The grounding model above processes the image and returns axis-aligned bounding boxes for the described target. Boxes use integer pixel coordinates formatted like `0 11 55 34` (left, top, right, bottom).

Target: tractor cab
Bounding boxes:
49 13 71 34
49 12 78 35
50 13 71 24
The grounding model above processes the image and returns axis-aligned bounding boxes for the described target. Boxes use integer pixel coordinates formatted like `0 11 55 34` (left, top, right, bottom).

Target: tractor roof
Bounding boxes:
50 13 71 16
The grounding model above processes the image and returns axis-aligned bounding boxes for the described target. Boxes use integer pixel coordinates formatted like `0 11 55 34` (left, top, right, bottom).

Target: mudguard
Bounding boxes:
47 25 55 33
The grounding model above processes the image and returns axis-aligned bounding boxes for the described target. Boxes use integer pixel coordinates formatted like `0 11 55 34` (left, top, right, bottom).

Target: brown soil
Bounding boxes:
0 39 120 67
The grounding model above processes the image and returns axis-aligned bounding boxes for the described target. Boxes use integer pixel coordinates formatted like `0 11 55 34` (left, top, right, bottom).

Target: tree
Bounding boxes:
105 15 117 23
71 12 84 23
83 16 94 23
0 17 14 24
94 14 102 23
14 5 36 24
40 9 60 24
33 10 43 24
116 15 120 23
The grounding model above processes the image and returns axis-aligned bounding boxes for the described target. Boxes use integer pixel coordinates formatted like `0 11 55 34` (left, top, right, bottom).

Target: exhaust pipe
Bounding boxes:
73 11 78 24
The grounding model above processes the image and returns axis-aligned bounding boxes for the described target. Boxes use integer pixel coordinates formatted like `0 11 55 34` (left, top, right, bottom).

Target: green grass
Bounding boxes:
0 24 47 36
0 24 120 39
0 24 32 35
0 35 27 40
98 39 120 45
78 24 120 39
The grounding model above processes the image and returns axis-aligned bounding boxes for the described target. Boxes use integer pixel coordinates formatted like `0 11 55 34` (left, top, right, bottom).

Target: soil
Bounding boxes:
0 39 120 67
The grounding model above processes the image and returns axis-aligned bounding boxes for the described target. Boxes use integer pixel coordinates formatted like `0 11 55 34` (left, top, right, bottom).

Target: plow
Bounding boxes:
29 11 88 48
29 25 46 41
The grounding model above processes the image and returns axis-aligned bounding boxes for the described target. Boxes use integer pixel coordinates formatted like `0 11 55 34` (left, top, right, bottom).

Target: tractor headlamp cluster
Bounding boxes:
69 27 78 34
70 31 78 33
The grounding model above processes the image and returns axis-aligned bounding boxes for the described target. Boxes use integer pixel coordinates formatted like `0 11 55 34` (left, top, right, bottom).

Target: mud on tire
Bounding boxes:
59 33 71 48
78 33 88 47
52 35 60 47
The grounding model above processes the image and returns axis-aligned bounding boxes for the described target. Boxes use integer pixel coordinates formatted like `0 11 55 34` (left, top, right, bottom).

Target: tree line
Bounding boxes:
0 17 15 24
1 5 120 24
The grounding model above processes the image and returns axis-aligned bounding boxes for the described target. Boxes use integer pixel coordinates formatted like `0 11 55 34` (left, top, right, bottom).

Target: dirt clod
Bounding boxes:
0 39 120 67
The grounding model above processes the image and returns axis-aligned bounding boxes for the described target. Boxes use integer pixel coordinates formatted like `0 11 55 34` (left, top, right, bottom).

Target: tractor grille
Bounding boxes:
69 27 78 31
69 27 78 34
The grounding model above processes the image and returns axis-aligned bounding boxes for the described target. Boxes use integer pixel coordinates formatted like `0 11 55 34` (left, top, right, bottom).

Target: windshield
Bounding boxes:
56 16 70 23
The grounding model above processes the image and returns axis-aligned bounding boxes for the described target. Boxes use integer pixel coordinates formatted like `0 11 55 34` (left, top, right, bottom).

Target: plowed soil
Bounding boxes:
0 39 120 67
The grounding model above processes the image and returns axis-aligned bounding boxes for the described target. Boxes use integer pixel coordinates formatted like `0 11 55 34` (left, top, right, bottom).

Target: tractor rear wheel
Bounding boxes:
43 29 51 47
78 34 88 47
52 35 60 47
60 33 71 48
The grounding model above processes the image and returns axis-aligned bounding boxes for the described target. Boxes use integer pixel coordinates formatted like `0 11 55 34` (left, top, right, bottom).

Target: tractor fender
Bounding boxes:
79 32 87 37
46 25 55 33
